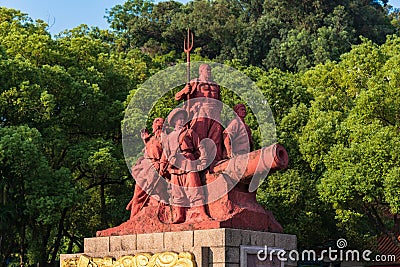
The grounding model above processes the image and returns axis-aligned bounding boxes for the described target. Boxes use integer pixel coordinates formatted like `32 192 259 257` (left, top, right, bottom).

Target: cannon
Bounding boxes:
213 143 289 185
199 143 288 233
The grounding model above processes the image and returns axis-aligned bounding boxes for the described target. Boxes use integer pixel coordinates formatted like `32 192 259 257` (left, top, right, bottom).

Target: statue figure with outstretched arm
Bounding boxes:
126 118 167 218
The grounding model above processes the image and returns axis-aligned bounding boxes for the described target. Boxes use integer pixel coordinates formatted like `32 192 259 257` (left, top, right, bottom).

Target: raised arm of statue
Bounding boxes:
140 128 151 144
175 83 192 101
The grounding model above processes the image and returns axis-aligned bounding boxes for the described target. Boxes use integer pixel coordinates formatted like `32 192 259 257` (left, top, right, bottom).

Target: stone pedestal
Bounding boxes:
61 228 296 267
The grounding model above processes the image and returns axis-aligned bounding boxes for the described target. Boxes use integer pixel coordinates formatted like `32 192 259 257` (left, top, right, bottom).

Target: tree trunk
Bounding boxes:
20 224 25 267
100 177 106 228
41 225 51 266
50 209 67 265
67 235 74 254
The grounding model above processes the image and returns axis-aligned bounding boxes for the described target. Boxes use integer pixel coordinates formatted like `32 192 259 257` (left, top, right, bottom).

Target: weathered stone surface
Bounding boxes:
208 247 240 264
164 231 194 250
249 231 275 247
110 235 137 252
193 229 225 247
275 233 297 251
136 232 164 251
191 246 207 267
84 237 109 253
225 229 252 247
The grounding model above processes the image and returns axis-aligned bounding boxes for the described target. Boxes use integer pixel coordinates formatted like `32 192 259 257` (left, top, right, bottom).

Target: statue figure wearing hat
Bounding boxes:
160 108 210 223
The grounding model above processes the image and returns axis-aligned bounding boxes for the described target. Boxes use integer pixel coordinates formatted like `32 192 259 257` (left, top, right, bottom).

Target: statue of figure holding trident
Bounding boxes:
183 28 193 115
175 30 224 165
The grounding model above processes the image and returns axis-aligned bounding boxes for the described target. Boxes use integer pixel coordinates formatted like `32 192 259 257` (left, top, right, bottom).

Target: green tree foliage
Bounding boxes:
299 36 400 249
0 126 79 266
106 0 394 71
253 68 341 248
254 36 400 251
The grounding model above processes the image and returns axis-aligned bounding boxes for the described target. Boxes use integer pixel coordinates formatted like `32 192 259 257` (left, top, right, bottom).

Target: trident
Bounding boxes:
184 28 194 113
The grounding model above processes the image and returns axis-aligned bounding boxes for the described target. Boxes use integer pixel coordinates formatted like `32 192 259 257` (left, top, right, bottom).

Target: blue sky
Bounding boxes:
0 0 399 35
0 0 126 35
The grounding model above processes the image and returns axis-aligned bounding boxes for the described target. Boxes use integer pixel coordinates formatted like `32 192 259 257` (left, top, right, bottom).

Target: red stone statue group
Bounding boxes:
97 64 288 236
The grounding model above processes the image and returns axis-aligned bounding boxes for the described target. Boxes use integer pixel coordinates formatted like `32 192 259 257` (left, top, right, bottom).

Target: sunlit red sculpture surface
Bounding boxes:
97 64 289 237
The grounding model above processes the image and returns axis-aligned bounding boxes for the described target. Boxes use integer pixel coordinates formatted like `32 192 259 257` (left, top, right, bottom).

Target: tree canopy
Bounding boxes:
106 0 395 70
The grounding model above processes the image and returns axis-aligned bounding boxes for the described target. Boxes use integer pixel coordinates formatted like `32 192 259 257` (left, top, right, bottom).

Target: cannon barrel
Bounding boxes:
213 143 288 184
